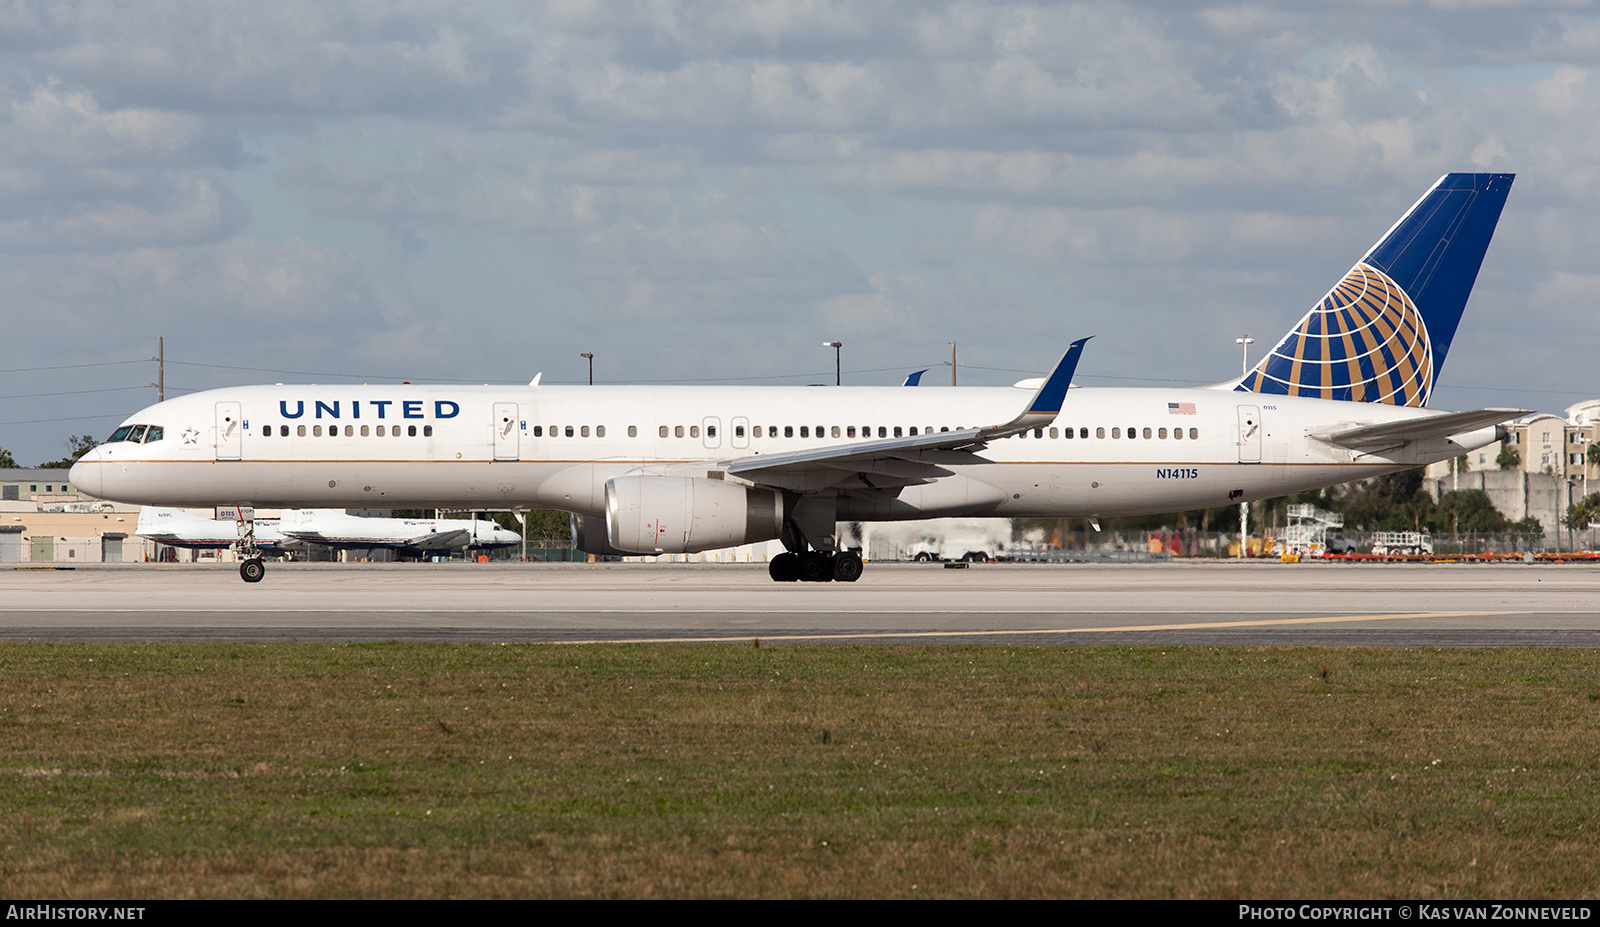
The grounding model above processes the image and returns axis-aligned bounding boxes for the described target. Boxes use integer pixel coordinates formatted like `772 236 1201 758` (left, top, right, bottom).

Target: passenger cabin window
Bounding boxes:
1143 427 1152 439
675 426 684 438
408 425 417 437
597 425 606 438
534 426 543 437
784 426 794 438
424 425 433 437
1189 428 1198 440
628 426 636 437
581 425 590 437
690 425 700 438
800 426 809 438
566 426 574 437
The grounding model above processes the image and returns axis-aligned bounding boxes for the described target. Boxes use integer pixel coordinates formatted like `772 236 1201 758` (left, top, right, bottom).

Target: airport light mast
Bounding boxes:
822 342 842 385
580 352 593 386
1236 335 1255 377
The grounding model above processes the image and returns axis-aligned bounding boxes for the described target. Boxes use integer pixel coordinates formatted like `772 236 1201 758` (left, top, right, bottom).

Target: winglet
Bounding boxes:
902 369 929 387
1024 337 1091 416
994 337 1091 433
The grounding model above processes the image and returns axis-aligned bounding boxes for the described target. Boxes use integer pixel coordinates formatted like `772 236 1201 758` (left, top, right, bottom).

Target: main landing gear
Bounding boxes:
767 493 860 583
769 549 863 583
233 507 266 583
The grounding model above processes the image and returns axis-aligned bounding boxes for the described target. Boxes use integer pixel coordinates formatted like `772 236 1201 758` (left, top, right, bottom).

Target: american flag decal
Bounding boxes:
1168 402 1196 415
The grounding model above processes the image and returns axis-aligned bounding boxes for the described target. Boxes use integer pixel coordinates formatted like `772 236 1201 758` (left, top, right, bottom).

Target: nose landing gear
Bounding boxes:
233 508 266 583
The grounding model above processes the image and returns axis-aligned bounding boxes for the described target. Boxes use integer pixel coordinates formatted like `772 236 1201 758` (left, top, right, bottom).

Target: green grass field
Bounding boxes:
0 643 1596 898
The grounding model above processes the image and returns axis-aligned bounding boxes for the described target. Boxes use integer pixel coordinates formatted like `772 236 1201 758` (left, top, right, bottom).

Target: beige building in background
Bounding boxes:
1427 400 1600 487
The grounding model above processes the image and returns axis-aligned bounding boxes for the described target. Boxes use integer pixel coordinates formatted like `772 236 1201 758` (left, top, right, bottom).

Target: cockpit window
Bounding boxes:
108 425 134 442
126 425 148 443
143 426 163 443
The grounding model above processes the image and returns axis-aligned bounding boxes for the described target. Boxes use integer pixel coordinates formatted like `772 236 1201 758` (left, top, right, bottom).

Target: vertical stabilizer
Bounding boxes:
1236 172 1513 406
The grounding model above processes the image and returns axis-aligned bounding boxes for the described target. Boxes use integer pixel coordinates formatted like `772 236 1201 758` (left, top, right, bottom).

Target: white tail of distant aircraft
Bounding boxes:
75 173 1524 583
134 507 298 554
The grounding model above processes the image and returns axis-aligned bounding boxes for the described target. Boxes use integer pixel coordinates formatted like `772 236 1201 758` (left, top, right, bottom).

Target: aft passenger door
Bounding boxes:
215 402 241 461
493 402 520 461
1236 405 1261 464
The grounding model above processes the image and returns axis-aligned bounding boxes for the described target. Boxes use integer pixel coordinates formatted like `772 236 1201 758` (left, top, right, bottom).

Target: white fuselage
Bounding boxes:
71 383 1486 520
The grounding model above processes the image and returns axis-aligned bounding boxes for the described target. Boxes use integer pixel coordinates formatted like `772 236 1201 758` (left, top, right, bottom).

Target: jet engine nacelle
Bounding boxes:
606 475 784 554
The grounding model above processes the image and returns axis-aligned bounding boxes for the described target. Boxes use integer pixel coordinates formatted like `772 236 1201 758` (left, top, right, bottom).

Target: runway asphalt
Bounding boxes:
2 559 1597 645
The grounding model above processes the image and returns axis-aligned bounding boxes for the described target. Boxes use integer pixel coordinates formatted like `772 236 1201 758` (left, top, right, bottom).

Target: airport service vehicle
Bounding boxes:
72 173 1525 584
1370 532 1435 557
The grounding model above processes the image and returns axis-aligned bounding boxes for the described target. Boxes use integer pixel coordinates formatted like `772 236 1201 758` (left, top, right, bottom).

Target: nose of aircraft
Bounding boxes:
68 446 105 498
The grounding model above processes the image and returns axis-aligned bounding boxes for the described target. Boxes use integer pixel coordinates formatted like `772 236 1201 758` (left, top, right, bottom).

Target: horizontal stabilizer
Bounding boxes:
1313 408 1528 450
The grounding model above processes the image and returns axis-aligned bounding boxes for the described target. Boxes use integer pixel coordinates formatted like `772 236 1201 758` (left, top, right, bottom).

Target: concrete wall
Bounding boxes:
1426 469 1583 541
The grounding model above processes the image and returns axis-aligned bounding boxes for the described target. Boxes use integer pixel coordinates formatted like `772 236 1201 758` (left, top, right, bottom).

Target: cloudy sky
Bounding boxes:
2 0 1597 465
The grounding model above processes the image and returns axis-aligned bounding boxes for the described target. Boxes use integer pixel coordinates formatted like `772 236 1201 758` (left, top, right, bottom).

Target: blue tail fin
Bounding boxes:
1236 172 1513 407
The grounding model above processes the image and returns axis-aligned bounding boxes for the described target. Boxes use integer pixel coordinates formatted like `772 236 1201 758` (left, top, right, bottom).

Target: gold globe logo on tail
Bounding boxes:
1241 263 1433 407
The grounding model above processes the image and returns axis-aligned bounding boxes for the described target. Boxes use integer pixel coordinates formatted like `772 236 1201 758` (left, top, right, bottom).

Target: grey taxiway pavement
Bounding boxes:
2 560 1597 645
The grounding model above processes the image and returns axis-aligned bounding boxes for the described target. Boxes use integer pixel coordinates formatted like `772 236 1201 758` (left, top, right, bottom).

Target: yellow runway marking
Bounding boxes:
560 611 1517 644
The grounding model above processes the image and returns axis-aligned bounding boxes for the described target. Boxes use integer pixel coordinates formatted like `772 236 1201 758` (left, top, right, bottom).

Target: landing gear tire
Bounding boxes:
239 558 266 584
799 551 833 582
769 552 800 582
832 551 863 583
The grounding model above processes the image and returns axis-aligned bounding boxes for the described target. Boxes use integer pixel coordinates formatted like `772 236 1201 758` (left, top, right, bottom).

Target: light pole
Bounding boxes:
1236 336 1255 377
823 341 842 386
580 353 593 385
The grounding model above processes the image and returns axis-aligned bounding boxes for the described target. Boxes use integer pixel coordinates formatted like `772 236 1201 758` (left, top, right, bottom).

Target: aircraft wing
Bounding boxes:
726 339 1089 491
405 528 472 550
1312 408 1529 450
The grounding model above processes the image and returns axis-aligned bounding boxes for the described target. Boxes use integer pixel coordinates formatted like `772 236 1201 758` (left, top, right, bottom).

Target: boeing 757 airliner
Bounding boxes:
72 173 1523 584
